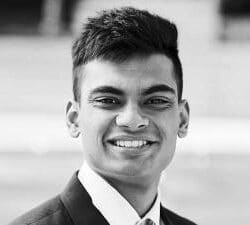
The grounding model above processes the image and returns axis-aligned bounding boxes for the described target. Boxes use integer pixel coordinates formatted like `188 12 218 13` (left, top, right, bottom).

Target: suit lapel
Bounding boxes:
160 204 174 225
60 172 177 225
60 172 109 225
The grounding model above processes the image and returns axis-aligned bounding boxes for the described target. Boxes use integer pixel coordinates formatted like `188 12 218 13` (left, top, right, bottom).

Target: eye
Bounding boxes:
144 97 172 109
146 98 167 104
145 97 168 104
92 97 121 108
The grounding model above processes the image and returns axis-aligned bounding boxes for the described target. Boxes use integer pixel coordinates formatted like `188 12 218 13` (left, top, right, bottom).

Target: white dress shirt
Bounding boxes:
78 162 161 225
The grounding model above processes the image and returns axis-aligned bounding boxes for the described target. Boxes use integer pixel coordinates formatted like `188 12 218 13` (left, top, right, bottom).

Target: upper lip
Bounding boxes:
106 135 159 143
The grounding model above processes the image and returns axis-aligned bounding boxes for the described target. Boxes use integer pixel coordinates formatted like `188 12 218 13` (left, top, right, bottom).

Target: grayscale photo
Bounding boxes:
1 0 250 225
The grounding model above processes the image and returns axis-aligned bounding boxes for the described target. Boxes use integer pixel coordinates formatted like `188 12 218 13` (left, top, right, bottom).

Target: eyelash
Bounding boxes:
144 97 173 110
144 98 169 105
91 97 121 106
91 96 172 110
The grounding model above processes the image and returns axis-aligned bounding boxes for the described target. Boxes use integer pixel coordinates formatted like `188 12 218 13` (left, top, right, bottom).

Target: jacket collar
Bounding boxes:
60 172 173 225
60 172 109 225
160 206 174 225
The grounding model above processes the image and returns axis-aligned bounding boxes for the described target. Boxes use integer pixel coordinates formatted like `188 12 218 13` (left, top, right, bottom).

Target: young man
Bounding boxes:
10 7 195 225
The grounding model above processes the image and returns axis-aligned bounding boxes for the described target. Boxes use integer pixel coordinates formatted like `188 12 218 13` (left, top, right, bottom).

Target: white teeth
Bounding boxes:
125 141 132 147
131 141 138 147
113 140 149 148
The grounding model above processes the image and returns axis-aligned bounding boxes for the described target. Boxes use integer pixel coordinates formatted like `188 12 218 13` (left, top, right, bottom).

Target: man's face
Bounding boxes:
67 54 189 185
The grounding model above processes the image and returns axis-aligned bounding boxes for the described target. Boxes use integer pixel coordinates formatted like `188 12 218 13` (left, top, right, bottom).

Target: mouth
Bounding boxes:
107 139 155 149
105 136 159 156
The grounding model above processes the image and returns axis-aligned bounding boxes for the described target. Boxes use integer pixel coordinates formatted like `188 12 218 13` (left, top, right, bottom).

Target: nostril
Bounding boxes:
115 109 149 129
138 124 146 128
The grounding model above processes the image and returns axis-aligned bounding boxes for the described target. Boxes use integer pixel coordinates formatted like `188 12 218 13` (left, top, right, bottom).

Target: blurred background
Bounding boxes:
1 0 250 224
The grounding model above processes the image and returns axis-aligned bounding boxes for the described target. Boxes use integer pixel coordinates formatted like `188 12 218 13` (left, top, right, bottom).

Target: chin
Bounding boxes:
106 161 158 180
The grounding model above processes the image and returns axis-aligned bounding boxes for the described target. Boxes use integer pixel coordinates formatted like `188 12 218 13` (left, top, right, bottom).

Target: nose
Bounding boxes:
115 104 149 131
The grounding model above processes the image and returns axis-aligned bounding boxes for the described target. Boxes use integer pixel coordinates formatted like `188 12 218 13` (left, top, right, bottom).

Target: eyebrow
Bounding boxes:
89 86 125 96
142 84 176 96
89 84 176 97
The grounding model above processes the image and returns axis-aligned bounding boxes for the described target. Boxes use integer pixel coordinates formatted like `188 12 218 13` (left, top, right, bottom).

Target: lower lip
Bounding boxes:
105 142 157 156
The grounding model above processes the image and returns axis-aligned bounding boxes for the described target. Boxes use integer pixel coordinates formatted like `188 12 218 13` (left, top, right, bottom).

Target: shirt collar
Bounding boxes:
78 161 161 225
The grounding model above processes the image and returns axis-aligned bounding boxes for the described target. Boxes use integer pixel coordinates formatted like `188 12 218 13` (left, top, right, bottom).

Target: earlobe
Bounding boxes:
177 100 190 138
66 100 80 138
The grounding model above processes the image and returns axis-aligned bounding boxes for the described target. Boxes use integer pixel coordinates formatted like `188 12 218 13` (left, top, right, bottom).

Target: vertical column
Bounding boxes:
39 0 63 36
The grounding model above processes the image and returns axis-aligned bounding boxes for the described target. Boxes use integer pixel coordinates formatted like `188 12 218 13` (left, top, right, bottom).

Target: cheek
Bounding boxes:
154 111 179 163
154 111 179 138
79 111 117 168
79 109 115 143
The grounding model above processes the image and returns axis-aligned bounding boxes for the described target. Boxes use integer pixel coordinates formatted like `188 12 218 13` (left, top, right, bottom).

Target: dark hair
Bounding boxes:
72 7 183 102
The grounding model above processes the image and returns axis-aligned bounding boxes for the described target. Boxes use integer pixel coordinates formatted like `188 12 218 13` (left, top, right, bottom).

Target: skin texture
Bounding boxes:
66 54 189 216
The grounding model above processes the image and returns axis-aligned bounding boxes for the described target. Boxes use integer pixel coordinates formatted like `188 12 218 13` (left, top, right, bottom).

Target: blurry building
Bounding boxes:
0 0 78 35
219 0 250 40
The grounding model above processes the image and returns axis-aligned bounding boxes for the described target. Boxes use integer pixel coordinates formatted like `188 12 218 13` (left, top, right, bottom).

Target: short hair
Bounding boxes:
72 7 183 102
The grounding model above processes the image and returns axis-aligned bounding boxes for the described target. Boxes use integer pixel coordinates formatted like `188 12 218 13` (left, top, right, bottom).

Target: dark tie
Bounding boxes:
136 218 156 225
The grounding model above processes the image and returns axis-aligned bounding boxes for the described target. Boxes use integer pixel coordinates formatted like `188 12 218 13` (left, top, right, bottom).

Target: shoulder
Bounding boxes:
161 206 197 225
8 195 72 225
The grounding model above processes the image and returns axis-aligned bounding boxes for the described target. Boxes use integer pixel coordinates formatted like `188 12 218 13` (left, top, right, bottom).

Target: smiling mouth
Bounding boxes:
107 140 155 149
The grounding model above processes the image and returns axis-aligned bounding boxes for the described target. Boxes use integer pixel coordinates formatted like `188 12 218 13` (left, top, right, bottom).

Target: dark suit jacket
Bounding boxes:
9 172 197 225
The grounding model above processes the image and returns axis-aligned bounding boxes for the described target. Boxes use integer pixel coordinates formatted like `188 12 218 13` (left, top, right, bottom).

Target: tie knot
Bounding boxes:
136 218 156 225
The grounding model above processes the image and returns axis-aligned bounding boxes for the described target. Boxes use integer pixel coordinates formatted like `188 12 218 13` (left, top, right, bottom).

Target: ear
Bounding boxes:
177 99 190 138
66 100 80 138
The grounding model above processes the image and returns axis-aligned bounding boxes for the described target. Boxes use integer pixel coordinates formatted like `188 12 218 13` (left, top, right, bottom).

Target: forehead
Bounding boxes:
81 54 177 94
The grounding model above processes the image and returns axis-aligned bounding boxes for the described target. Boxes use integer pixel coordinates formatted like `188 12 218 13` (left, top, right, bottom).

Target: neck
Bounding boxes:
106 175 161 217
